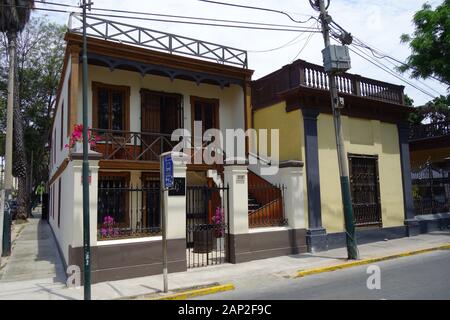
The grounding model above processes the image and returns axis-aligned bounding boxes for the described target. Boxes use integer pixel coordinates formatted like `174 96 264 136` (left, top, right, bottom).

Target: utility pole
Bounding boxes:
29 150 33 218
4 33 14 199
312 0 359 259
81 0 93 300
2 30 16 259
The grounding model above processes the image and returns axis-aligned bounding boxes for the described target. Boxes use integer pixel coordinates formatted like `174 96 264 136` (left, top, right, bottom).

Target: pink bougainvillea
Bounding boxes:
99 215 119 238
65 124 99 149
212 207 224 238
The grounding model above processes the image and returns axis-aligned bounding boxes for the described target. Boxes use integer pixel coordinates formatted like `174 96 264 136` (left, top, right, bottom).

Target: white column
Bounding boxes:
278 161 305 229
224 162 249 235
163 152 188 240
71 158 99 248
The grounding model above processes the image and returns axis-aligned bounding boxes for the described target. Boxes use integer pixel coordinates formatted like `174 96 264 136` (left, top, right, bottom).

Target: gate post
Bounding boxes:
279 160 306 229
162 152 188 272
224 158 249 263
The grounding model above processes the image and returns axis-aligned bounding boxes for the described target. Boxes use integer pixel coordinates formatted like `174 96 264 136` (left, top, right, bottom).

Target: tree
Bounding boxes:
1 15 65 219
400 1 450 86
409 94 450 124
0 0 35 220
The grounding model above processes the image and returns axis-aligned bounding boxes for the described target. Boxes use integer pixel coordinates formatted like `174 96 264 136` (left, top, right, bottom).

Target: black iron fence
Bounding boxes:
412 163 450 215
97 181 161 240
186 185 229 268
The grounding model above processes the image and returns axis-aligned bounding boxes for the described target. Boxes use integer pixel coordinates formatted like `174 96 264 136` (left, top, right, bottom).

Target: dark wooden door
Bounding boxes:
349 155 382 227
141 90 181 161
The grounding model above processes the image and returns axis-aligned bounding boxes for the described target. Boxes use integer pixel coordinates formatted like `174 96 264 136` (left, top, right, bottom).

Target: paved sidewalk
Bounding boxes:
0 224 448 300
0 213 67 300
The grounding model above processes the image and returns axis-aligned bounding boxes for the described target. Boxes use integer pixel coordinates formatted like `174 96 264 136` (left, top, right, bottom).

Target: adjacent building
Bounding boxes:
251 59 419 251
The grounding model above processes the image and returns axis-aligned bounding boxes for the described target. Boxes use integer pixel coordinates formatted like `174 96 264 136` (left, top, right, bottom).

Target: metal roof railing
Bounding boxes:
68 13 248 68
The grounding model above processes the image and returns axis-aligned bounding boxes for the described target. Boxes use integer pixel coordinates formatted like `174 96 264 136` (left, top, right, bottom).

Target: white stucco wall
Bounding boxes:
50 56 71 178
77 65 245 140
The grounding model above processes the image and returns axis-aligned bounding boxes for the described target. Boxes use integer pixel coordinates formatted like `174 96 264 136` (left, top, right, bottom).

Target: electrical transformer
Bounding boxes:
322 45 351 74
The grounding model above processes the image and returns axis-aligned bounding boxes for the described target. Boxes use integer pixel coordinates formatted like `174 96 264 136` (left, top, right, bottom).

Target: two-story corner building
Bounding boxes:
47 14 255 281
251 59 420 252
48 15 307 283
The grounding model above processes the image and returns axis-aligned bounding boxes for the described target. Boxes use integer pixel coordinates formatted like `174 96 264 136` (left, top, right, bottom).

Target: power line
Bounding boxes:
35 0 320 31
291 22 319 62
198 0 318 24
346 36 444 96
81 12 321 33
1 3 322 33
352 36 445 84
246 21 318 53
349 44 436 98
353 44 445 96
247 32 310 53
0 3 74 14
347 45 436 99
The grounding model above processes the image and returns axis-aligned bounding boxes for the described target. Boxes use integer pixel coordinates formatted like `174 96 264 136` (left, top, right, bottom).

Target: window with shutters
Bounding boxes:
92 82 130 133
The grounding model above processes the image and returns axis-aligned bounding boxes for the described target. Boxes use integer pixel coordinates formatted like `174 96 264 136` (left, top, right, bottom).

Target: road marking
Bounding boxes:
295 244 450 278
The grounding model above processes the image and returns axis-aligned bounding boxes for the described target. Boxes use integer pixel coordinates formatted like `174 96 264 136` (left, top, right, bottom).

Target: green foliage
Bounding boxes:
0 0 35 33
0 16 66 195
408 94 450 124
404 93 415 107
400 1 450 86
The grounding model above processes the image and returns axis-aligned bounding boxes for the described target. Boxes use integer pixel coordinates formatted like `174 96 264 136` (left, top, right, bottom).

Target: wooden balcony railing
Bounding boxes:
90 129 226 164
409 121 450 141
248 170 286 228
91 129 176 161
252 60 405 108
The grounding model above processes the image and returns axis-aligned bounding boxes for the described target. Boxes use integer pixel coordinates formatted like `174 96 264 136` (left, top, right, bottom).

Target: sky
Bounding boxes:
34 0 449 106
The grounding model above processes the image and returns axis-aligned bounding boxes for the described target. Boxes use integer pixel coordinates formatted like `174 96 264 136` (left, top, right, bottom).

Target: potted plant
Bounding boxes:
98 215 120 239
193 206 224 253
66 124 99 152
212 206 225 238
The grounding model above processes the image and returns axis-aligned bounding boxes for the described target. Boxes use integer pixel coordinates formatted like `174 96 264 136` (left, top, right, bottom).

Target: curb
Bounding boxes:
295 243 450 278
131 283 235 300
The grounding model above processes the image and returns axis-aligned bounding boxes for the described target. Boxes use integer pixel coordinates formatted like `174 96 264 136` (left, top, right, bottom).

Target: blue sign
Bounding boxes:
163 155 174 189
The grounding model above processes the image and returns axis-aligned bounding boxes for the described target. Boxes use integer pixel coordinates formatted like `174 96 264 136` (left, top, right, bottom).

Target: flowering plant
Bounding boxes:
65 124 99 149
212 207 224 238
99 215 119 238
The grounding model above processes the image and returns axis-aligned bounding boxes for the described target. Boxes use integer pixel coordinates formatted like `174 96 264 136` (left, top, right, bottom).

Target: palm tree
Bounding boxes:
1 0 35 220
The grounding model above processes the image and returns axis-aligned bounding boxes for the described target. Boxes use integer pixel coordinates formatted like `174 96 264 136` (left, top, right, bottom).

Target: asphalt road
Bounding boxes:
194 250 450 300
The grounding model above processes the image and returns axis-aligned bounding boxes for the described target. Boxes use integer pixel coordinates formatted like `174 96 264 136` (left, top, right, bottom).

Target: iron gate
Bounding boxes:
348 154 382 227
186 185 229 268
412 162 450 215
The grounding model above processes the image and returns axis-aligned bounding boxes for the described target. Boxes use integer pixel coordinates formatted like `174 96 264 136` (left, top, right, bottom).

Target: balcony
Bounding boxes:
90 129 220 165
91 129 176 162
409 121 450 141
252 60 405 108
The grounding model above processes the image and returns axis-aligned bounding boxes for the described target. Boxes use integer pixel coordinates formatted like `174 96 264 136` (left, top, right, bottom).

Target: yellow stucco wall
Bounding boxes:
253 102 303 161
253 104 308 226
317 114 405 232
253 105 405 233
